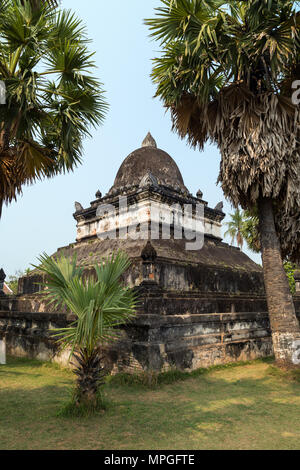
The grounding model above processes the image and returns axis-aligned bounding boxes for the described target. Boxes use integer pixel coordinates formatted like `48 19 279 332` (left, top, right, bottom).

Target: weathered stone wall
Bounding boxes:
0 290 268 316
106 312 276 373
16 237 266 296
139 291 268 315
1 308 299 372
155 261 265 295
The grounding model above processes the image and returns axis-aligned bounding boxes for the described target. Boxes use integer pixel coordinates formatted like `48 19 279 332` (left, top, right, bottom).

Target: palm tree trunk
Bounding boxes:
258 197 300 366
72 348 106 409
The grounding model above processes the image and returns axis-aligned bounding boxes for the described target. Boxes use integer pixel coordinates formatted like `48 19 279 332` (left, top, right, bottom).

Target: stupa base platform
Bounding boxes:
1 307 299 372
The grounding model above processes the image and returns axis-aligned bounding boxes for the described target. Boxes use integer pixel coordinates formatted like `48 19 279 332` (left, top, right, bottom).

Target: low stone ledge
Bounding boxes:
0 309 298 372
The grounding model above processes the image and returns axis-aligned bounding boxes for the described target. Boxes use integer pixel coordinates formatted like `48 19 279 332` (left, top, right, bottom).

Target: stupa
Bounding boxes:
3 134 298 372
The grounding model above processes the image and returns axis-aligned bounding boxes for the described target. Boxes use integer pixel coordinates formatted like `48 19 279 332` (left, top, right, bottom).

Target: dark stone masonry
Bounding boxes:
1 134 300 372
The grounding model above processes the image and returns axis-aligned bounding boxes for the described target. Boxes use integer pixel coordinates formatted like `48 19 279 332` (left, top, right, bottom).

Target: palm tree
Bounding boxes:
146 0 300 365
241 209 261 254
0 0 108 217
224 208 244 249
35 252 137 409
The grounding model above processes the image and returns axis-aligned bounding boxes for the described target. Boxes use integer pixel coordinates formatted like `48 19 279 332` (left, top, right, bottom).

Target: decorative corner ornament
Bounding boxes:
75 202 84 213
196 190 203 200
139 170 159 189
214 202 224 212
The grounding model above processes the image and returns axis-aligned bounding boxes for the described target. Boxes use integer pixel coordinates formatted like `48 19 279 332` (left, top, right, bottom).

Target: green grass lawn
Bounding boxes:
0 356 300 450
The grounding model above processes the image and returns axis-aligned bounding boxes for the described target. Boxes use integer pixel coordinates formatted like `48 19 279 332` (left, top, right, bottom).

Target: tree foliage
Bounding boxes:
0 0 108 216
284 261 297 294
35 252 137 357
224 208 244 249
7 267 31 294
34 251 137 409
239 209 297 295
146 0 300 262
241 209 261 254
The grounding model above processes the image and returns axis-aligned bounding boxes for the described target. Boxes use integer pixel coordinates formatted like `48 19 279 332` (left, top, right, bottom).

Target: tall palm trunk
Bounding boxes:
258 197 300 365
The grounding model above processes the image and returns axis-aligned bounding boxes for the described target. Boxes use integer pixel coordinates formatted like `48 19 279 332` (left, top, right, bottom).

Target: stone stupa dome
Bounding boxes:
109 133 188 195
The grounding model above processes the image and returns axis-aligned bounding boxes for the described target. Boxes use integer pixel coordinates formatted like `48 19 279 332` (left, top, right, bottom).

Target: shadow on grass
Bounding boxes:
108 357 275 389
0 358 300 449
5 356 49 368
5 356 72 372
0 356 73 381
0 384 72 419
267 364 300 383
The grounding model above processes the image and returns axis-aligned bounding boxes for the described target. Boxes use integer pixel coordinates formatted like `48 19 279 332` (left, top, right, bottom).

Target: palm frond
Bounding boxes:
0 0 108 216
146 0 300 259
35 251 137 358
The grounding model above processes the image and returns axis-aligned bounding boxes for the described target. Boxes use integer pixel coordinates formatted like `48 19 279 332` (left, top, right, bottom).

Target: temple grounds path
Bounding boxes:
0 357 300 450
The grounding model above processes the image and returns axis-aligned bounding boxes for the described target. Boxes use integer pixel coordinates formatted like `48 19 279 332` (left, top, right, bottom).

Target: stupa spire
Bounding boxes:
142 132 157 148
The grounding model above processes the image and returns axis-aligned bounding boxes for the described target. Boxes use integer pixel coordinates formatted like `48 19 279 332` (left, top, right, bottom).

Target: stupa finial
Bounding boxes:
142 132 157 148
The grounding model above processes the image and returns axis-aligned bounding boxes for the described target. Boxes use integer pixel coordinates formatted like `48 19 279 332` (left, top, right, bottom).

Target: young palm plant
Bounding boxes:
146 0 300 365
0 0 108 217
35 252 137 411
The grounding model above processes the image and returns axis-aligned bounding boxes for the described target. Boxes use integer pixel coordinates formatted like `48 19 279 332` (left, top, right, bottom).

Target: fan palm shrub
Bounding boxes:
0 0 107 217
146 0 300 365
35 252 137 412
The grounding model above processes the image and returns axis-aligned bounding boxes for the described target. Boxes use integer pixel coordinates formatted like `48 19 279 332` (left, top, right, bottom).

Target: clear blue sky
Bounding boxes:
0 0 261 278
